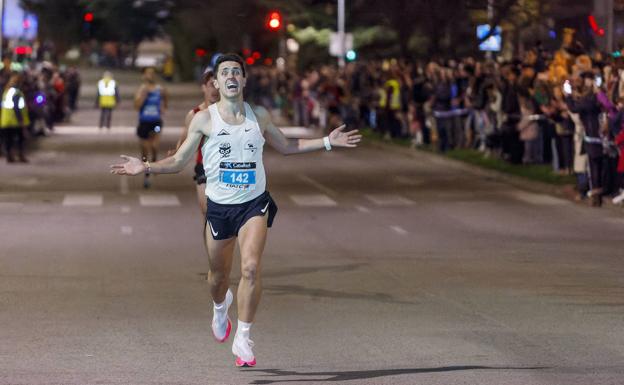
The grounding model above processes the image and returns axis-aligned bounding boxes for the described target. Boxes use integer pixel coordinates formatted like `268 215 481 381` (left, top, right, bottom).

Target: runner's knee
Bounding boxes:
241 262 259 283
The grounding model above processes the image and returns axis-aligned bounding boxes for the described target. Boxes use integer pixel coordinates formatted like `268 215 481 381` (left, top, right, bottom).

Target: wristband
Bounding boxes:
323 136 332 151
144 160 151 174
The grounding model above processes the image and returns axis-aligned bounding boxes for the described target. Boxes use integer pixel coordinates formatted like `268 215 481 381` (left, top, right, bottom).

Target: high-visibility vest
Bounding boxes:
378 87 387 108
384 79 401 110
98 78 117 108
1 87 30 128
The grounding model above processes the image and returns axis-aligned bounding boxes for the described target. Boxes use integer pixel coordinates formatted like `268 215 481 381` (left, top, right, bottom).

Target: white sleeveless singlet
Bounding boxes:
202 103 266 204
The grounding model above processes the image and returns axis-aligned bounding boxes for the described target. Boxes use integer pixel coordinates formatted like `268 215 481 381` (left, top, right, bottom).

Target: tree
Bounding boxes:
164 0 268 80
87 0 171 45
21 0 171 59
21 0 88 54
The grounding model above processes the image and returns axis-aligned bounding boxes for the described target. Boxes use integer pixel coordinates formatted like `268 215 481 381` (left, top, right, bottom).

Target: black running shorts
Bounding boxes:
205 191 278 240
136 120 163 139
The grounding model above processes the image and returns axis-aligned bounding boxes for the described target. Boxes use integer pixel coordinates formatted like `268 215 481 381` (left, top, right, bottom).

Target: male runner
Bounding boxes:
134 66 168 188
111 53 361 367
172 66 220 216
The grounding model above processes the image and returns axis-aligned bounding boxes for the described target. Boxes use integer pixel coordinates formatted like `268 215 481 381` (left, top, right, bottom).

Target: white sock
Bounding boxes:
213 297 228 322
236 320 252 340
214 299 226 311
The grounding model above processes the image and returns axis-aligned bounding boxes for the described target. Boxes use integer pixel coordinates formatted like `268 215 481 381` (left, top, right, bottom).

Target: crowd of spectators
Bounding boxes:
4 37 624 207
0 55 80 162
246 41 624 207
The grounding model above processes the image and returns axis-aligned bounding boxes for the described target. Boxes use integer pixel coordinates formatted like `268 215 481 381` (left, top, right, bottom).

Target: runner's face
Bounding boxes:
202 76 219 103
215 61 245 98
144 68 155 83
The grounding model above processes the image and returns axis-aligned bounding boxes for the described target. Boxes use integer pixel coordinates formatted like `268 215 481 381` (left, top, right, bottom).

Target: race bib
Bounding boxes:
142 105 159 117
218 162 256 190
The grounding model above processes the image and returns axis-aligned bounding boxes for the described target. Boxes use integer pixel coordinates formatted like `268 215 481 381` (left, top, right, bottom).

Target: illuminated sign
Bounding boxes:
477 24 501 52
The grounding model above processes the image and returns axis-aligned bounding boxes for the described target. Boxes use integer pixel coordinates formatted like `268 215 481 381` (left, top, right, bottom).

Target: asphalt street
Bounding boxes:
1 71 624 385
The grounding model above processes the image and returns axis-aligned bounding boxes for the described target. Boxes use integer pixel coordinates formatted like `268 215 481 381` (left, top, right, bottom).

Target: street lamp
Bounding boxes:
0 0 5 58
337 0 345 67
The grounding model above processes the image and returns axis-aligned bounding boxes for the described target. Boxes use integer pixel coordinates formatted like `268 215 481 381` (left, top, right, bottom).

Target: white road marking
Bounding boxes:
365 194 414 206
34 151 60 161
509 191 569 206
55 125 301 136
290 194 337 207
139 194 180 207
355 205 371 213
120 226 133 235
390 225 408 235
54 126 184 135
298 175 336 195
5 177 40 187
604 217 624 225
121 206 131 214
0 202 24 210
394 176 424 186
279 126 320 138
62 194 103 207
120 176 129 195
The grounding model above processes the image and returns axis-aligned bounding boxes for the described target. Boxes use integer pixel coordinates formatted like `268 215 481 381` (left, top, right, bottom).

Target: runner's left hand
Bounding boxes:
328 124 362 148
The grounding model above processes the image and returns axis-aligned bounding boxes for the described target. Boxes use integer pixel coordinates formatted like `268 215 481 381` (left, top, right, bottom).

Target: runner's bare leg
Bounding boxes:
205 230 236 303
236 215 268 322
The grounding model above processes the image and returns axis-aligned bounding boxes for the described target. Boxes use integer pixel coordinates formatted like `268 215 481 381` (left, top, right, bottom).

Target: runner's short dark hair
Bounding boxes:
215 53 246 78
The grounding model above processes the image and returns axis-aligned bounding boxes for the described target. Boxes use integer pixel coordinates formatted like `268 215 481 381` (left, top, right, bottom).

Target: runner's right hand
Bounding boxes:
110 155 146 176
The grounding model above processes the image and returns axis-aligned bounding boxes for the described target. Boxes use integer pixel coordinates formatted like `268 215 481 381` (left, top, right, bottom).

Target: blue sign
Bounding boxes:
477 24 501 52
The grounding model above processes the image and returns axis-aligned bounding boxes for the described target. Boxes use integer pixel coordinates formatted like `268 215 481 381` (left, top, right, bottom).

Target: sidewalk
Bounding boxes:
365 138 624 213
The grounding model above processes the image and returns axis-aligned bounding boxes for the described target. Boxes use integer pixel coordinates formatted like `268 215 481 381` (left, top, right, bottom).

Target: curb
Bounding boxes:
366 139 623 213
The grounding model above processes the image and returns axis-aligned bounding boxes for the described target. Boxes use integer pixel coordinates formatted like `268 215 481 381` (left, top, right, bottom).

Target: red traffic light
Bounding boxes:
14 46 32 55
84 12 94 22
267 11 281 31
588 14 606 36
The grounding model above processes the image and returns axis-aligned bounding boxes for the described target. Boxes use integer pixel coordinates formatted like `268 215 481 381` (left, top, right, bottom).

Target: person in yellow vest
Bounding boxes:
162 55 174 82
1 72 29 163
96 71 119 130
381 71 402 138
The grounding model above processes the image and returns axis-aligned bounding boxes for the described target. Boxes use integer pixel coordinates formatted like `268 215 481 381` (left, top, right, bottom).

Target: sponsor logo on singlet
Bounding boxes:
244 141 258 154
219 142 232 158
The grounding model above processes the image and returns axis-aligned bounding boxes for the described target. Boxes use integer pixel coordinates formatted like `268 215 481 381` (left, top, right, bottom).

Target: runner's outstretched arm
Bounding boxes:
171 109 196 153
255 106 361 154
110 109 210 176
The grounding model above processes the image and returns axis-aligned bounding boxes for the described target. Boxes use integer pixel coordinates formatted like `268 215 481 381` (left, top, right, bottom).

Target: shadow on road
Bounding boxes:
263 284 417 305
262 263 368 279
246 365 549 384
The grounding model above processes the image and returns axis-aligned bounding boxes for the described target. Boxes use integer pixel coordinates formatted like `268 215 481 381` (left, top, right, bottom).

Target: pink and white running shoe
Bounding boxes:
211 289 233 343
232 335 256 367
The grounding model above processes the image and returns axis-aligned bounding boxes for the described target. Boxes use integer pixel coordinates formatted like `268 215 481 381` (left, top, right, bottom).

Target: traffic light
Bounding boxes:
83 12 94 37
267 11 281 31
588 15 605 36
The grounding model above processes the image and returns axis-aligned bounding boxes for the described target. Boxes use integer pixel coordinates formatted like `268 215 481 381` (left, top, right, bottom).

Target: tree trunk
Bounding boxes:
166 21 194 81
